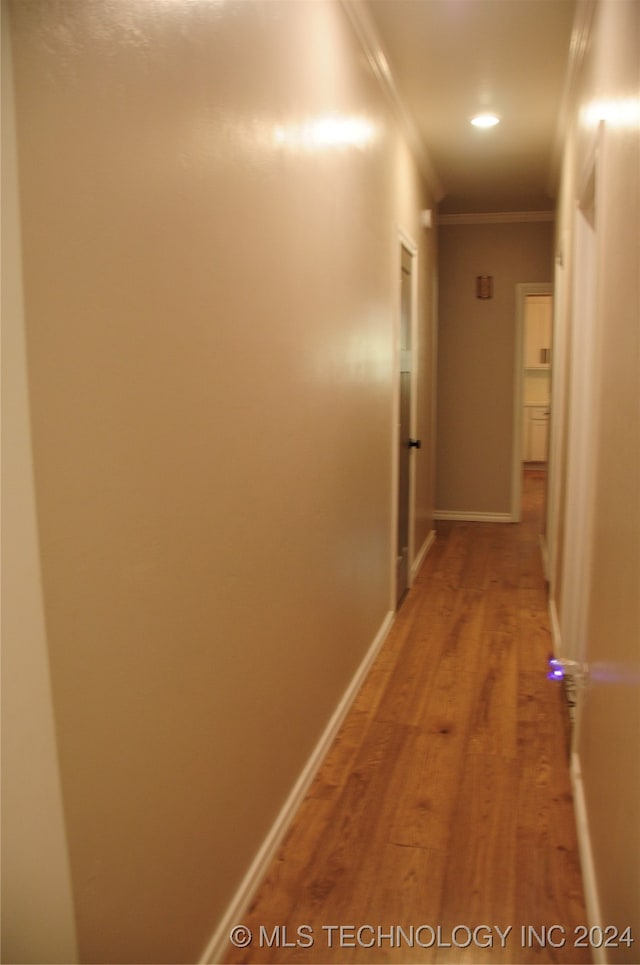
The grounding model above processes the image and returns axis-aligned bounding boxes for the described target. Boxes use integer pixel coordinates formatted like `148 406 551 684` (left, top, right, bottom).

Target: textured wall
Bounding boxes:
5 1 435 961
554 1 640 957
1 1 78 960
436 220 553 515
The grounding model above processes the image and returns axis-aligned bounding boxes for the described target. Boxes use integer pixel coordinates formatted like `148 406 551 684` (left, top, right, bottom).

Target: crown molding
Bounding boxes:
340 0 445 203
438 211 555 226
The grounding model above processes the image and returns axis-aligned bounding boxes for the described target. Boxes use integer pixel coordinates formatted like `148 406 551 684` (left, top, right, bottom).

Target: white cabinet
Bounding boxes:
525 295 552 369
523 405 550 462
528 416 549 461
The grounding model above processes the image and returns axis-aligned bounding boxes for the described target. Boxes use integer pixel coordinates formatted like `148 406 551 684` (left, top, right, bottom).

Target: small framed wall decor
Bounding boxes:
476 275 493 299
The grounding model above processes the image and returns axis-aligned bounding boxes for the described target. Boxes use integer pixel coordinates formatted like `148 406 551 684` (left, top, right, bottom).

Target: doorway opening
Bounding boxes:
512 283 553 533
395 234 418 609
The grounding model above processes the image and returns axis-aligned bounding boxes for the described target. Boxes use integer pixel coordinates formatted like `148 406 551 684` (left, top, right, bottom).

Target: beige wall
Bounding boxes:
1 1 78 960
3 1 435 962
436 221 553 516
552 1 640 957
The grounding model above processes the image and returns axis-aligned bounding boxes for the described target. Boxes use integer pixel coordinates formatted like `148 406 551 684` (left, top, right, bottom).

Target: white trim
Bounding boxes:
429 249 439 548
546 252 569 596
411 529 436 581
198 609 395 965
438 211 554 226
570 753 607 965
396 226 418 258
390 237 400 610
407 236 419 593
433 510 512 523
1 6 79 961
549 597 562 656
339 0 444 202
512 289 524 523
512 283 553 524
392 228 420 608
560 135 601 666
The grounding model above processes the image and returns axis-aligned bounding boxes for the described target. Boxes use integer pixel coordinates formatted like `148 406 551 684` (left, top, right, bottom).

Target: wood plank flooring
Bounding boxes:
225 472 590 965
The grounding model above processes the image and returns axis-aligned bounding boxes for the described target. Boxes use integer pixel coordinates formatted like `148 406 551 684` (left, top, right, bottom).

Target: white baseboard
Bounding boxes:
570 753 607 965
411 529 435 581
433 510 512 523
198 609 395 965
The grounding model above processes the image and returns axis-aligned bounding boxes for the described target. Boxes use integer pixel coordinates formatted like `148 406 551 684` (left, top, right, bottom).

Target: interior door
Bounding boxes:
560 175 597 666
396 245 413 607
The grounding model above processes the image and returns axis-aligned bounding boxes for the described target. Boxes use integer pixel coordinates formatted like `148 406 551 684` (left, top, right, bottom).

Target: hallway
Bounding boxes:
4 1 638 960
226 473 590 964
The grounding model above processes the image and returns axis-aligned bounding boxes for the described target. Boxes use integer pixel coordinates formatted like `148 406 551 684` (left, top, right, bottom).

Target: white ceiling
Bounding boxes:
365 0 578 214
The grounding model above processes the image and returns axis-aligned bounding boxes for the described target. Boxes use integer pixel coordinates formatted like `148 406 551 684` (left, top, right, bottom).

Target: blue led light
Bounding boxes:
547 657 565 681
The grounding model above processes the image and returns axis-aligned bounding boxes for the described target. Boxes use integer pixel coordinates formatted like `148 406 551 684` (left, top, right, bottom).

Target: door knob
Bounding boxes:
408 439 422 449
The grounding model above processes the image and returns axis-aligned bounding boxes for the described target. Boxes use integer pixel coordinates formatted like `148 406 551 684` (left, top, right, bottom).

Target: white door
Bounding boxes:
396 244 418 607
560 179 598 665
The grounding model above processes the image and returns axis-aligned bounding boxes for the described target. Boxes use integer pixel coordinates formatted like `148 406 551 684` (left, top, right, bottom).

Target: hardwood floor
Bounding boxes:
225 472 590 964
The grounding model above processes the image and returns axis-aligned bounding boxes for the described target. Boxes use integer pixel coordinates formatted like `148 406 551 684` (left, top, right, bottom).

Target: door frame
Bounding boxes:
559 126 601 671
511 282 553 523
391 227 419 609
546 232 570 593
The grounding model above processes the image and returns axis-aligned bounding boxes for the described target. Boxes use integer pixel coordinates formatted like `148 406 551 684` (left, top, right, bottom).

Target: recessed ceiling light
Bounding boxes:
471 113 501 128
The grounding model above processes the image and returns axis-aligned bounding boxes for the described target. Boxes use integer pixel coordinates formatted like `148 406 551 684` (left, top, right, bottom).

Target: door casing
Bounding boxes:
392 229 419 608
511 282 553 524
